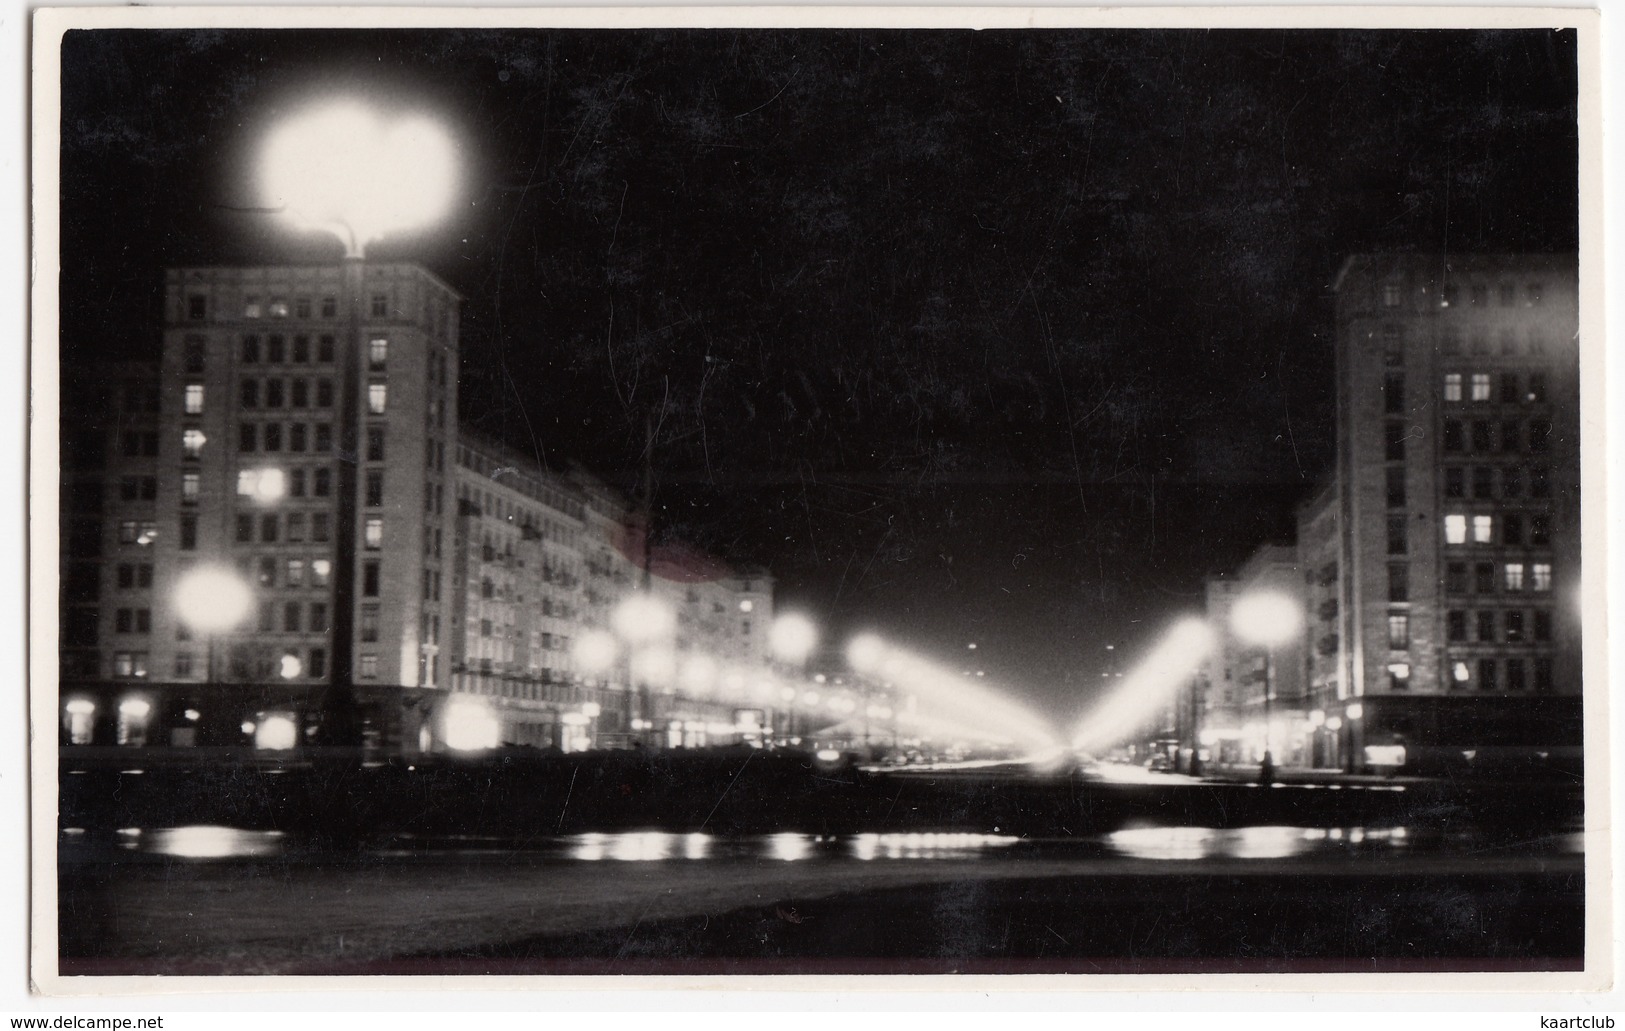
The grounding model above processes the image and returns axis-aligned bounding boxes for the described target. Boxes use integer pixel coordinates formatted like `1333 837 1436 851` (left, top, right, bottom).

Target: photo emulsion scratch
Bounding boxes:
39 14 1595 982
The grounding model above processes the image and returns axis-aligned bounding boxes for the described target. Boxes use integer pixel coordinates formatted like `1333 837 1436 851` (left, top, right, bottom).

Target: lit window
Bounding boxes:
286 559 305 587
1387 614 1409 650
244 296 261 319
181 472 200 502
1443 373 1463 402
184 384 204 414
183 428 206 459
269 298 289 318
368 384 387 414
365 517 383 550
1504 563 1525 592
1444 514 1467 545
360 654 379 679
1472 515 1493 544
1532 563 1552 591
1470 373 1490 402
1381 283 1402 308
1387 662 1411 691
1452 661 1471 684
369 336 388 369
311 559 332 587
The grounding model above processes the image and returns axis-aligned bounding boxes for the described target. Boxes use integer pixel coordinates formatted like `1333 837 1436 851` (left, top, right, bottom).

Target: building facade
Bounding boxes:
58 261 791 754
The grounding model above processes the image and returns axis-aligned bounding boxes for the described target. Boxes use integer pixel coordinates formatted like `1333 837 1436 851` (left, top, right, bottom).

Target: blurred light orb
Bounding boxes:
254 714 298 751
680 654 719 694
572 629 618 674
847 634 886 673
278 653 303 680
770 613 819 664
613 594 675 644
443 699 501 752
260 100 458 258
251 468 287 503
174 566 254 635
1229 591 1302 648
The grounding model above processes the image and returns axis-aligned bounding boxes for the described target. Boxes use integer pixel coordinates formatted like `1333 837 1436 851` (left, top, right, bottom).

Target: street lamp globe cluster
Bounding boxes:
260 101 459 259
1229 590 1304 782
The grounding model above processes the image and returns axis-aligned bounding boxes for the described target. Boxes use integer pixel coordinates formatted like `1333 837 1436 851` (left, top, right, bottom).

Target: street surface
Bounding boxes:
56 758 1586 975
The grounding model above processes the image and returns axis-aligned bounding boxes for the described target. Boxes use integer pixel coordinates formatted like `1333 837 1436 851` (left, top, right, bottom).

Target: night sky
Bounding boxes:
57 27 1579 721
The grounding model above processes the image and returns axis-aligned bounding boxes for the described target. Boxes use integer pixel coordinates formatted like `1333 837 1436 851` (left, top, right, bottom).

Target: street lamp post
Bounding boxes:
174 565 254 745
1230 591 1303 784
260 101 457 750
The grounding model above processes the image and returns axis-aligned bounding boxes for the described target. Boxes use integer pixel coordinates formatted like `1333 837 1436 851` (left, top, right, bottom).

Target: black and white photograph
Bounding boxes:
33 7 1604 986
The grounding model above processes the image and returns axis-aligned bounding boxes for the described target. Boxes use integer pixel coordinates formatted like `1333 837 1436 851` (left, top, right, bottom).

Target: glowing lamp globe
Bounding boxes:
846 634 886 673
174 566 254 635
572 629 618 674
769 613 819 664
260 101 458 258
1229 591 1302 648
613 594 675 644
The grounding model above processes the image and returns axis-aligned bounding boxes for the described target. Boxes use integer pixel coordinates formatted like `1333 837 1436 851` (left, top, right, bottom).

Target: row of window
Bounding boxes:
1444 560 1555 595
234 421 334 455
1379 280 1546 310
1384 419 1552 461
238 555 334 590
251 598 331 635
1446 608 1555 645
1378 325 1556 368
235 511 335 545
238 377 335 410
1386 465 1552 507
1449 656 1553 693
1442 513 1557 555
1442 371 1548 405
1442 418 1552 455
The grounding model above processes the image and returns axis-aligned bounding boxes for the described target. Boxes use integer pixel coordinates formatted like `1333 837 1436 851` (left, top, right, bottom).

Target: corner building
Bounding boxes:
1331 254 1580 767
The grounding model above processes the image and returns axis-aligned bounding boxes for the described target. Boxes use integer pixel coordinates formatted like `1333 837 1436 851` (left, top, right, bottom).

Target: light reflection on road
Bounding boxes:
63 823 1583 864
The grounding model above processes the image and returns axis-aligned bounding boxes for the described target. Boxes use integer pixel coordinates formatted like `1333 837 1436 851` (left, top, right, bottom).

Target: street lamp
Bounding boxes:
259 99 458 748
174 564 255 684
770 613 819 666
1230 590 1303 783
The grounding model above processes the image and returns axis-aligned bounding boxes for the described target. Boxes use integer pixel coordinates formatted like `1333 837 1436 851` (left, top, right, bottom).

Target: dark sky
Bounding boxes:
57 27 1579 722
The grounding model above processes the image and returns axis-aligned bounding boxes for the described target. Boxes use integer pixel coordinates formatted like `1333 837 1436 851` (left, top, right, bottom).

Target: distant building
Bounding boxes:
1198 544 1305 767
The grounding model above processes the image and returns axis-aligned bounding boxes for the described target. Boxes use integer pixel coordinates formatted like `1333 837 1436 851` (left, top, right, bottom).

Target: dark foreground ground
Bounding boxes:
409 868 1583 975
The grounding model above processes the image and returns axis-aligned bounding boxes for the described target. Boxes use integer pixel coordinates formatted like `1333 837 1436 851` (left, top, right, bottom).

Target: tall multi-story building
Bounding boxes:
57 260 792 754
1329 253 1581 769
60 262 461 749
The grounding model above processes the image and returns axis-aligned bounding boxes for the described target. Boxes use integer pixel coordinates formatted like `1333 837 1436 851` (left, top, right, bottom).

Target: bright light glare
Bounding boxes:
118 698 150 718
769 613 819 664
260 101 458 258
572 630 618 674
1071 617 1214 753
278 654 303 680
847 634 886 673
613 594 675 644
254 714 298 751
442 699 501 751
174 565 255 634
1230 591 1303 648
680 654 718 694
